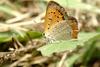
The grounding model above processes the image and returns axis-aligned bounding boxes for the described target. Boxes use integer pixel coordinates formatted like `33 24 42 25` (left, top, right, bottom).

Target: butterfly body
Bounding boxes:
44 1 78 42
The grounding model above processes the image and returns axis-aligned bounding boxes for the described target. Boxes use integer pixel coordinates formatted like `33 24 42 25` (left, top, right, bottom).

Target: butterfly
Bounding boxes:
44 1 78 42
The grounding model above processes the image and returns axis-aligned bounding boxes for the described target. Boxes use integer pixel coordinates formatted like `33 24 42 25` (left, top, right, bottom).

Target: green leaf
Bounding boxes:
38 32 100 67
0 31 42 43
0 32 12 42
38 32 100 56
65 54 81 67
81 37 100 65
26 31 43 39
38 40 79 56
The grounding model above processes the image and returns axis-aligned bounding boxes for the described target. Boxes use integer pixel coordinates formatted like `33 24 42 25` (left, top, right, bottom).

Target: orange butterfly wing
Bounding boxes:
68 16 78 39
44 1 68 33
44 1 78 41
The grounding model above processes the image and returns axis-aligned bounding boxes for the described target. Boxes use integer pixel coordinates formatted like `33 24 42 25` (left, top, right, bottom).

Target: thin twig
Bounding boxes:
10 54 32 67
58 52 68 67
0 12 45 32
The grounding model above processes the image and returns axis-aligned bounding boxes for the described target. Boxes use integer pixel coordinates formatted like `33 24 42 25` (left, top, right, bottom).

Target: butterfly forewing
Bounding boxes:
44 1 68 33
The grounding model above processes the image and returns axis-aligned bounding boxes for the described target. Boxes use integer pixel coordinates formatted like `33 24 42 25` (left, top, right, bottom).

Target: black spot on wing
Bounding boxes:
48 27 50 29
48 18 52 20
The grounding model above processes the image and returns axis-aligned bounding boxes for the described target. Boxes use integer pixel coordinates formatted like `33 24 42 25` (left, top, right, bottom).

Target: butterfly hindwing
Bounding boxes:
68 16 78 38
